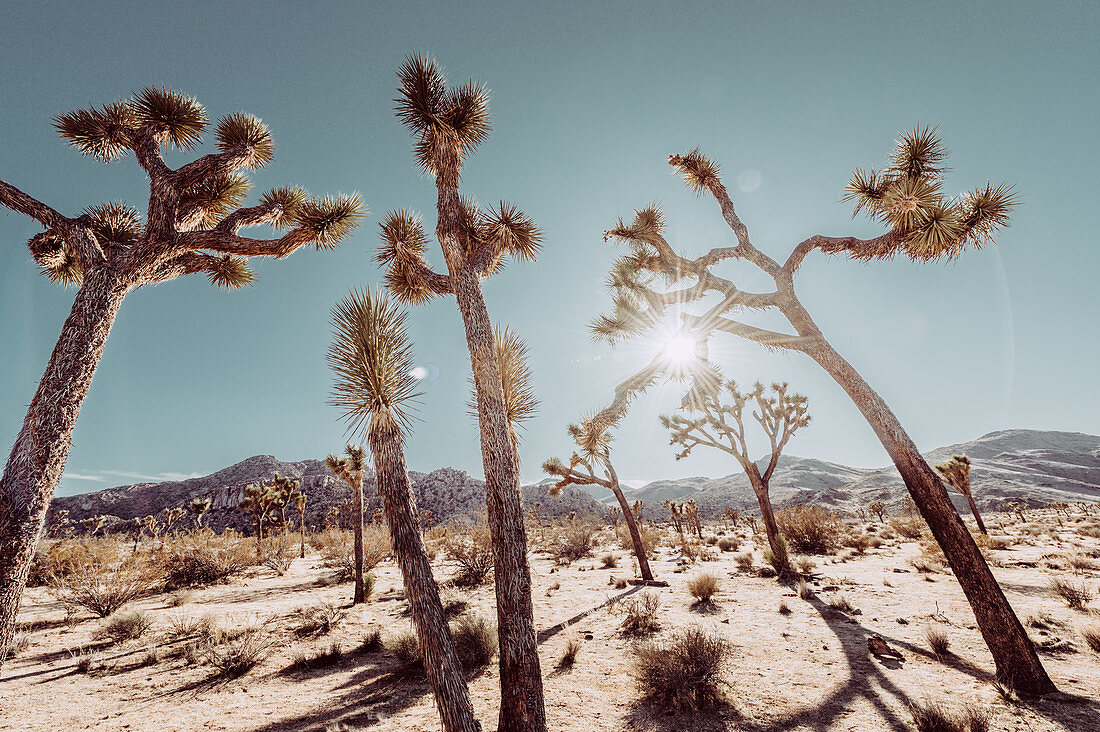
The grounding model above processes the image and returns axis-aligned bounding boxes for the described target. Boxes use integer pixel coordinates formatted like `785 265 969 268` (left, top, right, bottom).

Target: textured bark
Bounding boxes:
350 472 366 605
746 471 783 561
433 149 546 731
965 494 988 535
0 267 129 665
371 422 481 732
607 470 653 581
802 337 1055 693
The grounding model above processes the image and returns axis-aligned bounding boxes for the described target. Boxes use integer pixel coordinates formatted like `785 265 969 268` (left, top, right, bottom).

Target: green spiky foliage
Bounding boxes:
542 413 617 498
469 327 539 443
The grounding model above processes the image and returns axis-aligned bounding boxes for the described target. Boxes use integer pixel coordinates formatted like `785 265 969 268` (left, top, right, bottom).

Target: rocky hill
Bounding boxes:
51 456 604 534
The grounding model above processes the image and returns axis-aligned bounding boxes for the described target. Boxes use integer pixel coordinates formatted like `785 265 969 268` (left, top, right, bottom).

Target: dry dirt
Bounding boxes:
3 511 1099 732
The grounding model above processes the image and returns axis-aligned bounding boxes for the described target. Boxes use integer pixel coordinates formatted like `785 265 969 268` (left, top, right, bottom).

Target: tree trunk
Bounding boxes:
747 470 785 565
299 516 306 559
371 421 481 732
351 474 366 604
608 473 653 581
964 492 988 535
804 338 1055 694
0 267 129 668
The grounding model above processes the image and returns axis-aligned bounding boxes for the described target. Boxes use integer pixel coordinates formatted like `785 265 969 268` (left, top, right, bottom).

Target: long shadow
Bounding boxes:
537 584 641 644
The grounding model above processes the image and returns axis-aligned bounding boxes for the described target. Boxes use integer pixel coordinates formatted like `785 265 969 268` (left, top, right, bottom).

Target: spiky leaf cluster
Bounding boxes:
27 230 83 286
131 86 207 151
840 126 1017 261
297 193 365 249
215 113 274 169
258 185 309 230
206 254 255 290
484 326 538 431
328 287 421 440
934 454 973 497
180 172 252 228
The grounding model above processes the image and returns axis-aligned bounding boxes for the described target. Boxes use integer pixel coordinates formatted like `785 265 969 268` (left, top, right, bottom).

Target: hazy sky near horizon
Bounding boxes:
1 1 1097 497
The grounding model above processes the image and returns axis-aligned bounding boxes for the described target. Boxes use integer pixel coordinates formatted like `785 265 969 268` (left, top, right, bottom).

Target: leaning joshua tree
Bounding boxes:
935 454 987 535
543 416 655 582
661 380 810 569
0 87 363 666
591 127 1053 693
324 446 370 604
378 55 546 729
328 287 480 732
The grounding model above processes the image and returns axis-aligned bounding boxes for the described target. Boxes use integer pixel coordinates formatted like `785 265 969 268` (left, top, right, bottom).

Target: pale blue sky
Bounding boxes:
1 1 1096 496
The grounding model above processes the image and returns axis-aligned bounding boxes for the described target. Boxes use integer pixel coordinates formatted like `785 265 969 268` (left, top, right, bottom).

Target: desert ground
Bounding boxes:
3 509 1099 732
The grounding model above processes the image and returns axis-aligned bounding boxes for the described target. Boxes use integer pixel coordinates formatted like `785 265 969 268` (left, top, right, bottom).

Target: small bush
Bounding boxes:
550 518 598 564
717 537 738 552
734 552 754 572
451 613 497 669
162 531 252 589
48 551 160 618
5 633 30 658
890 515 924 539
93 610 154 644
205 624 273 678
621 592 662 636
1065 551 1098 575
600 552 619 568
687 572 721 604
910 699 991 732
1080 624 1100 653
442 515 495 587
827 593 856 613
778 601 791 615
317 526 390 583
558 630 582 670
293 602 346 636
1025 611 1056 630
166 589 194 607
387 630 421 666
762 534 791 574
1050 577 1093 610
359 628 383 653
843 532 873 553
795 556 816 575
288 642 343 673
260 533 295 575
633 626 731 709
776 506 845 554
616 522 659 557
796 579 813 600
925 625 951 656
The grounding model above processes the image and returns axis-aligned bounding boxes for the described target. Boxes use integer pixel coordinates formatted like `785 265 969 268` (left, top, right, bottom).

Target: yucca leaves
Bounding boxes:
494 326 538 430
395 53 448 135
328 287 421 439
442 80 492 149
958 183 1018 244
480 201 542 262
131 86 207 151
888 125 947 180
841 168 886 217
53 101 138 161
377 209 429 265
205 254 255 290
258 185 309 229
216 113 274 169
297 193 366 250
180 172 252 228
83 202 143 251
669 149 720 193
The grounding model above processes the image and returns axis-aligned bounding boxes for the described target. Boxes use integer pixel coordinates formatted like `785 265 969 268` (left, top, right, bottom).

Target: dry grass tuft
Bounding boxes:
293 602 346 636
451 613 497 669
620 592 662 636
93 610 153 644
633 626 731 710
1080 623 1100 654
924 624 951 657
1050 576 1093 610
910 699 991 732
687 572 721 604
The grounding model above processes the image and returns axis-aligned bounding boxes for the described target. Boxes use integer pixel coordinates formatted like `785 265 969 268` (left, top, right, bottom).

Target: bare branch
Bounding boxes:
0 179 69 229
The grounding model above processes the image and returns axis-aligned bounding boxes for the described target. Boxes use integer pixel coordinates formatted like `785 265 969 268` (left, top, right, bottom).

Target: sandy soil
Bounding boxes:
3 511 1099 732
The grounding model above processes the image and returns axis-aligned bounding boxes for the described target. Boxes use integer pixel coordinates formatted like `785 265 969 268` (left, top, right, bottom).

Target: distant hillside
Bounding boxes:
51 456 604 534
615 429 1100 520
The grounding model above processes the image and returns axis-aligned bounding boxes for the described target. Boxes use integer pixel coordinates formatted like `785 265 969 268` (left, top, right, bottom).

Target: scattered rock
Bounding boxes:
868 634 903 659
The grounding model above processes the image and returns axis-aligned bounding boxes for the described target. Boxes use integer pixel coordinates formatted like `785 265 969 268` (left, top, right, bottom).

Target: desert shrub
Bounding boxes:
776 506 845 554
48 546 160 617
71 647 107 674
386 630 422 666
600 552 619 568
687 572 721 604
5 633 30 658
620 591 662 636
1050 577 1093 610
161 531 252 589
260 533 296 575
717 537 739 552
558 629 582 669
293 602 346 636
925 624 951 656
633 626 731 709
442 515 495 587
1065 551 1098 575
451 613 497 669
827 593 856 613
287 642 343 673
843 532 873 553
93 610 154 644
796 579 813 600
704 535 718 546
889 515 924 539
316 526 390 582
1025 611 1056 630
29 537 123 586
1080 624 1100 653
910 556 939 574
910 699 991 732
166 589 194 607
616 522 659 557
795 556 816 575
204 623 273 678
359 628 383 653
734 551 754 572
550 517 598 564
762 534 791 574
778 601 792 615
165 612 217 642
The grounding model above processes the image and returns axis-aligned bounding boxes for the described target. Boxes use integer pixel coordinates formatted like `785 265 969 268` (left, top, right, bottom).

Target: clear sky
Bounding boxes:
1 1 1097 497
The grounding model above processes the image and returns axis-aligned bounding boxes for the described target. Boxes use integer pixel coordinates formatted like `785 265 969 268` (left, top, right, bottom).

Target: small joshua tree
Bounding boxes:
379 55 546 729
324 446 369 605
665 500 685 536
189 497 212 529
162 507 185 536
868 501 889 523
80 515 107 537
543 417 655 582
328 287 480 732
661 380 810 570
590 128 1052 693
239 484 279 556
935 454 986 535
684 499 703 540
0 87 363 666
291 489 308 559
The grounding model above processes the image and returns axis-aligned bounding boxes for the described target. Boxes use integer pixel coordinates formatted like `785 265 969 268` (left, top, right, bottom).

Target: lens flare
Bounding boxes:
663 335 696 364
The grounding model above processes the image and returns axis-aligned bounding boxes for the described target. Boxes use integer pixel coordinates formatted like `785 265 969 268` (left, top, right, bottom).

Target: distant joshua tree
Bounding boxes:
662 381 810 570
328 287 480 732
935 454 986 535
324 447 370 605
378 55 546 730
590 127 1052 693
189 497 213 529
80 515 107 537
868 501 888 523
0 87 363 668
162 506 185 535
291 489 308 558
543 417 655 582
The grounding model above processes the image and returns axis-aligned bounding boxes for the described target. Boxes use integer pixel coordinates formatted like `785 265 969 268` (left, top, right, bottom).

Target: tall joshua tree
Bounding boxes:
379 55 546 729
328 287 480 732
590 128 1053 693
543 416 655 582
661 380 810 568
0 87 363 666
324 446 369 604
935 454 987 535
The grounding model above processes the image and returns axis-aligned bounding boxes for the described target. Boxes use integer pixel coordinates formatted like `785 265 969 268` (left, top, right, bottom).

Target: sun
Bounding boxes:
662 334 696 364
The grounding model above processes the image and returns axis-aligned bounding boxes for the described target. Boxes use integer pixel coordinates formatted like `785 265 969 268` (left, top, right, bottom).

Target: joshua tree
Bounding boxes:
684 499 703 540
378 55 546 729
664 500 685 536
868 501 889 523
324 447 369 605
162 506 186 536
590 128 1053 693
543 417 655 582
935 454 986 535
0 87 363 667
188 497 212 529
328 287 480 732
291 489 308 558
80 515 107 537
661 380 810 569
140 515 160 543
239 484 280 556
269 473 298 535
